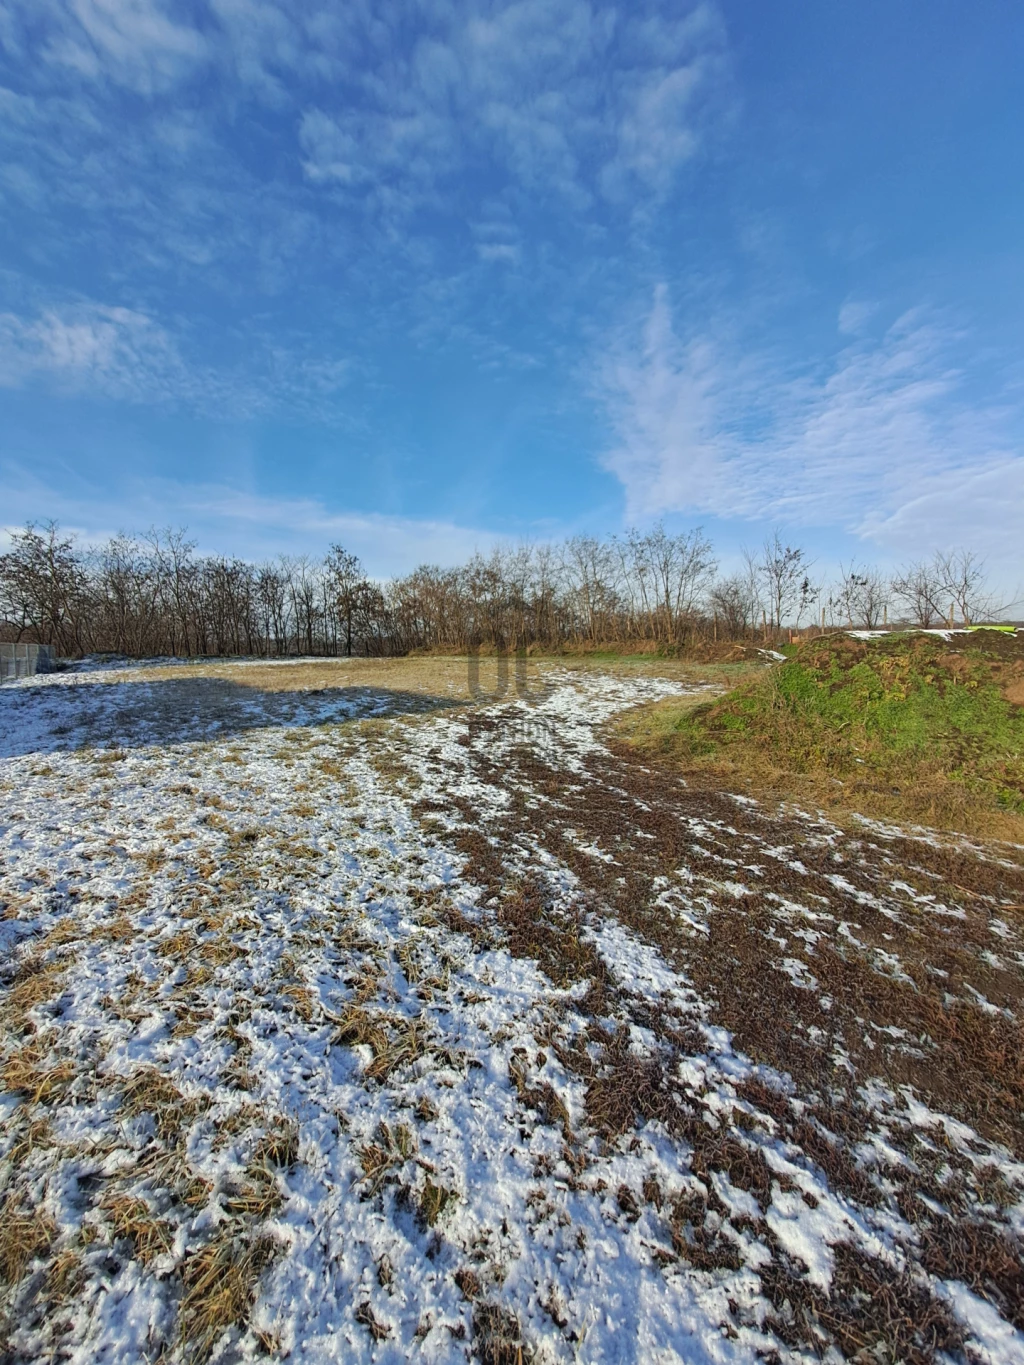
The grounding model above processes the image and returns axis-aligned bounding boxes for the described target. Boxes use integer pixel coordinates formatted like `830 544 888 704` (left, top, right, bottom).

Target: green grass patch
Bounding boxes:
617 631 1024 837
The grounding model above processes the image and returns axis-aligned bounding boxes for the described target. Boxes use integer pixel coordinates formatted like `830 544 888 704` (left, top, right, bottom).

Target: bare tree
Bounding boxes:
709 575 756 638
835 562 891 629
934 549 994 627
255 562 288 656
561 537 621 644
1 519 1010 661
757 532 811 629
326 545 363 657
0 521 88 654
890 560 945 627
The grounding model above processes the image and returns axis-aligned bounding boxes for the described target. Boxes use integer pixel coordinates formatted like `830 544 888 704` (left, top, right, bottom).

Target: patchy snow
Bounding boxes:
1 663 1022 1365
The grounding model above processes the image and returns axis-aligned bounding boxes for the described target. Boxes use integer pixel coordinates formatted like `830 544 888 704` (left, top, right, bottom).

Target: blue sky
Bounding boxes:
1 0 1022 586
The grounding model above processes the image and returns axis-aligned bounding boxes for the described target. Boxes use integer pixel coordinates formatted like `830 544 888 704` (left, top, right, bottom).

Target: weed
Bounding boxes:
419 1178 458 1229
473 1303 531 1365
354 1300 391 1341
619 632 1024 838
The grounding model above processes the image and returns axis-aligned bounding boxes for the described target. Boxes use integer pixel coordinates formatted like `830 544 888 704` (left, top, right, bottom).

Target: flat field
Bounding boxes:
0 656 1022 1364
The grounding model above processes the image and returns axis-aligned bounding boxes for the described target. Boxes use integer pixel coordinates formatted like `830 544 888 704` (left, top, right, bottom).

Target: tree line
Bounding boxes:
0 521 1005 660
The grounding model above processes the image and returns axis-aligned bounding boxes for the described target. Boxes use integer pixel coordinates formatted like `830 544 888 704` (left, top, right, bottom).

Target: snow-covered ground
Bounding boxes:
1 663 1022 1364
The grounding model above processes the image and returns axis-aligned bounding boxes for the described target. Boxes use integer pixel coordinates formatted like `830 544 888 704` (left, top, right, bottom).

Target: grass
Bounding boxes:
616 630 1024 839
178 1229 277 1364
0 1203 56 1284
110 651 756 703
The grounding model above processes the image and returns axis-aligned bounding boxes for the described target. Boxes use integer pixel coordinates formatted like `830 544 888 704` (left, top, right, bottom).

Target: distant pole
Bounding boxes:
883 603 888 628
948 603 955 629
820 606 825 631
762 609 768 642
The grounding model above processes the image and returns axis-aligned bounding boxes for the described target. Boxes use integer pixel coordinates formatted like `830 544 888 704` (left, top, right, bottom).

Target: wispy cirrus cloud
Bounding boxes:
1 0 731 417
600 286 1024 565
0 301 185 399
52 0 210 90
0 467 499 575
296 0 729 212
0 299 355 419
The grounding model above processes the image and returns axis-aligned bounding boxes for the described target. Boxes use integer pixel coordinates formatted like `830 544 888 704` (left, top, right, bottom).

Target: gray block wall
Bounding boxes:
0 643 56 682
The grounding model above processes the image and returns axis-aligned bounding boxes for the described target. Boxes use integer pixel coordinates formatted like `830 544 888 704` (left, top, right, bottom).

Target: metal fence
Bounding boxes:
0 643 56 682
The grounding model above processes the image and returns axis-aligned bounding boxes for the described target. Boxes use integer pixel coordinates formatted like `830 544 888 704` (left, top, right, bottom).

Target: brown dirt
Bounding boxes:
409 705 1024 1360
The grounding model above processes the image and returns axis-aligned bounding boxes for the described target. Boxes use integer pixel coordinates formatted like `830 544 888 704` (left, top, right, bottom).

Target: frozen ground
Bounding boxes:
1 661 1022 1364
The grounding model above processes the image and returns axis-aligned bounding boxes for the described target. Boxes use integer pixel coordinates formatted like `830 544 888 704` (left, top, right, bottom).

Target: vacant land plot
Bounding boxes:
0 657 1022 1364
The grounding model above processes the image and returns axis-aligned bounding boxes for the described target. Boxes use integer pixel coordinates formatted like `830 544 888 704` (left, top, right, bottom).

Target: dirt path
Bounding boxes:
1 664 1022 1364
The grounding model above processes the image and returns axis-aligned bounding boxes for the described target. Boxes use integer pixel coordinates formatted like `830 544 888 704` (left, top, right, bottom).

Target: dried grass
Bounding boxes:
472 1303 532 1365
101 1194 174 1265
418 1178 458 1229
332 1006 428 1081
1 957 65 1029
760 1242 964 1365
2 1044 76 1104
454 1267 482 1300
508 1056 571 1140
918 1218 1024 1329
6 1116 53 1165
222 1118 299 1219
356 1121 415 1196
119 1066 207 1139
583 1030 687 1140
46 1247 82 1299
354 1300 391 1341
0 1202 56 1284
178 1230 278 1365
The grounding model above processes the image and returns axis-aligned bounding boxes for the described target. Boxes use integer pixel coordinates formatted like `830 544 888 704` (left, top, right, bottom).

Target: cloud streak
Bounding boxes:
0 467 502 576
0 299 356 420
295 0 728 212
600 286 1024 564
0 302 185 399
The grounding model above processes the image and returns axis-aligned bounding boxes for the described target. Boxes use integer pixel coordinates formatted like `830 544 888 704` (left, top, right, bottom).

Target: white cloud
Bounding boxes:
44 0 210 92
600 287 1024 568
0 299 357 418
837 298 877 336
295 1 727 212
476 242 520 265
0 470 500 576
0 302 185 399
